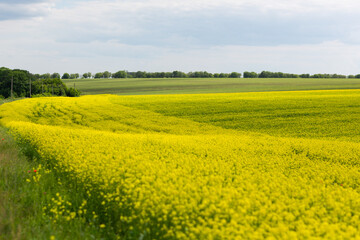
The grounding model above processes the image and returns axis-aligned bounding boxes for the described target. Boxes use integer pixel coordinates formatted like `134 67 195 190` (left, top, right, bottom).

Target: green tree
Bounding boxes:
243 71 258 78
0 67 32 98
229 72 241 78
112 70 127 78
83 73 89 79
62 73 70 79
135 71 147 78
51 73 60 79
218 73 228 78
300 74 310 78
41 73 51 79
172 71 187 78
94 72 103 79
103 71 111 78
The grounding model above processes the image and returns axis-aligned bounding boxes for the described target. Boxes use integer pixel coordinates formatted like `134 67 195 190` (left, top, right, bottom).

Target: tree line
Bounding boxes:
243 71 359 79
0 67 80 99
58 71 242 79
54 70 360 79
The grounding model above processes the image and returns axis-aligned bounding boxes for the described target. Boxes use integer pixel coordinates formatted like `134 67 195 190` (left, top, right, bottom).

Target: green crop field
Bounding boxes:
1 89 360 239
63 77 360 95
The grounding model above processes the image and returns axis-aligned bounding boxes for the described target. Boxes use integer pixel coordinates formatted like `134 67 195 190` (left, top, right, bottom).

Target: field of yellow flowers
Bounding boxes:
1 90 360 239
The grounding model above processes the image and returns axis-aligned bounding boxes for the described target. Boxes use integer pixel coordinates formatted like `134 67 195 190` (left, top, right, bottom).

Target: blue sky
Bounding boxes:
1 0 360 75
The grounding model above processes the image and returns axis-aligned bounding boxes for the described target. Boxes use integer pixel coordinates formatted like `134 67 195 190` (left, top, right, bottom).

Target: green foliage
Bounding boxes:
31 78 73 97
70 73 79 79
103 71 111 78
65 87 81 97
229 72 241 78
172 70 187 78
62 73 70 79
259 71 299 78
0 127 113 239
112 70 127 78
94 72 103 79
0 67 31 98
311 73 347 78
300 73 310 78
51 73 60 79
0 67 80 98
243 71 258 78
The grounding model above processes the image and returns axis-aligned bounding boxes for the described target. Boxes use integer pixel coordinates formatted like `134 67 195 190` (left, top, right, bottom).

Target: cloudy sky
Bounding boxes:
1 0 360 75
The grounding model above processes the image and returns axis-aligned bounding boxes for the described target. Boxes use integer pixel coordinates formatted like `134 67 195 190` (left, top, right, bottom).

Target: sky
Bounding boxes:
1 0 360 75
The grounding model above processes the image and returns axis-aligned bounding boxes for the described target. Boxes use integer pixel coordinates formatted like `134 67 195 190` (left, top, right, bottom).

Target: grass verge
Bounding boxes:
0 126 113 240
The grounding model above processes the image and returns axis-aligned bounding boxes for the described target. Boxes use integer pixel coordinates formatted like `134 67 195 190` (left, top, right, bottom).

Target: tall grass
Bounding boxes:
0 127 112 240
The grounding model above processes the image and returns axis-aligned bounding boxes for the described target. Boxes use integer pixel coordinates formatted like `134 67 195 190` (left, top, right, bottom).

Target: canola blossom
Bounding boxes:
1 91 360 239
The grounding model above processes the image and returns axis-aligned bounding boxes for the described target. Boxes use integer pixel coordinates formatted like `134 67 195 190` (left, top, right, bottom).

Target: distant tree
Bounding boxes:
94 72 103 79
300 74 310 78
112 70 127 78
41 73 51 79
103 71 111 78
158 72 164 78
135 71 147 78
330 74 346 78
164 72 172 78
51 73 60 79
243 71 258 78
355 74 360 79
348 75 355 79
82 73 89 79
172 71 187 78
311 73 333 78
229 72 241 78
87 72 92 78
258 71 272 78
62 73 70 79
70 74 77 79
218 73 229 78
189 71 213 78
257 71 298 78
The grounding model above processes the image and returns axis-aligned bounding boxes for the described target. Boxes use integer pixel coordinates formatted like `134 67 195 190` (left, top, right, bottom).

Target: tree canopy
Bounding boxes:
0 67 80 98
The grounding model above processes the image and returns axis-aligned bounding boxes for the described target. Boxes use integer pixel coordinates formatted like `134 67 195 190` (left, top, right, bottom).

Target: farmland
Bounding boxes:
1 90 360 239
63 77 360 95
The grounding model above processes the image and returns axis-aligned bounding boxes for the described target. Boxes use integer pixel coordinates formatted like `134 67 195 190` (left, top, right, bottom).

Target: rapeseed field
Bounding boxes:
1 90 360 239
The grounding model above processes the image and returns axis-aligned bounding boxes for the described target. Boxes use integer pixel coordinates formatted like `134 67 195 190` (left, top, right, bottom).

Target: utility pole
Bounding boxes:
11 76 13 98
